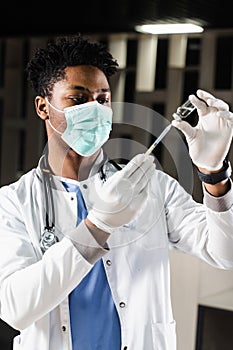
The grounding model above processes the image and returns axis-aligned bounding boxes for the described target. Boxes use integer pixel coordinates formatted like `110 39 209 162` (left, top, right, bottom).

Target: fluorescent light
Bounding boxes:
135 23 204 34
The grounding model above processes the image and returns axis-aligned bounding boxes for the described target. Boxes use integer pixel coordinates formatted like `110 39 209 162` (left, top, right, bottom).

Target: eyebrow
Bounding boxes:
70 85 111 93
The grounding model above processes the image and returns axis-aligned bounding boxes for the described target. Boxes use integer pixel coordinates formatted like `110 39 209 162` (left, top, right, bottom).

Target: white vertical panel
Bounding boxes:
108 34 128 122
136 34 158 91
199 31 216 89
168 34 188 68
110 71 126 103
108 34 127 69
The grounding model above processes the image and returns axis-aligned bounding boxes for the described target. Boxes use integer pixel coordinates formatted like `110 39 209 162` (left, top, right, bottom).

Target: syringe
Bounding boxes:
145 98 196 155
145 124 172 155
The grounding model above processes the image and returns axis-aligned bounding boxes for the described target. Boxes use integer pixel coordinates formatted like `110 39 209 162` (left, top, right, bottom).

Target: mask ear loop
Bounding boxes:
47 119 63 135
45 97 65 135
45 97 64 113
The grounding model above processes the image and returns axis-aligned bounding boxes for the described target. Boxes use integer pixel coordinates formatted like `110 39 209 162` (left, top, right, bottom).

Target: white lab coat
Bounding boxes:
0 154 233 350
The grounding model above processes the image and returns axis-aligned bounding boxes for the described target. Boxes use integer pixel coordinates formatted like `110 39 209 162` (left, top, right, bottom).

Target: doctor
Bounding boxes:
0 34 233 350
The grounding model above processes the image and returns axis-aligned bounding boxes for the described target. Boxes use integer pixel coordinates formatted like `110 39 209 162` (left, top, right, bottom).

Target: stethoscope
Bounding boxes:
40 155 58 254
39 154 122 254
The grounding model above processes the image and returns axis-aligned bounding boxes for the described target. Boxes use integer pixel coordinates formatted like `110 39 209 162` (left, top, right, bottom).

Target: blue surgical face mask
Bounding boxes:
46 100 113 156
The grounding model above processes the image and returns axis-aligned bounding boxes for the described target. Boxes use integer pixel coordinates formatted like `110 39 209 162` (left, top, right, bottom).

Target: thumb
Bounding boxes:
171 120 196 141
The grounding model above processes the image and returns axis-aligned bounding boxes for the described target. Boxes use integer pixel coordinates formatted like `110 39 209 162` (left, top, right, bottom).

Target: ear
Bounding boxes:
35 96 49 121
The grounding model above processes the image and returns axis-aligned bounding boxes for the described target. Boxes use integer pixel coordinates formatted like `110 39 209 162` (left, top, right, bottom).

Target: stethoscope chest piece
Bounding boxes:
40 227 58 254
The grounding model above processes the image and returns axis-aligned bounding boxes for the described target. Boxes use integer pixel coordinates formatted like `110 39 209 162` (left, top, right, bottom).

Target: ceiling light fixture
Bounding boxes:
135 23 204 35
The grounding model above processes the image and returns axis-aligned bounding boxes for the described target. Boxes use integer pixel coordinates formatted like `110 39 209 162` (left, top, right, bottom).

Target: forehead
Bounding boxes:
63 65 110 90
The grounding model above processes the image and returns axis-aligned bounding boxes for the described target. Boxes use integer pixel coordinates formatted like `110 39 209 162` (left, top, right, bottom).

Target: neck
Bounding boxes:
46 135 101 181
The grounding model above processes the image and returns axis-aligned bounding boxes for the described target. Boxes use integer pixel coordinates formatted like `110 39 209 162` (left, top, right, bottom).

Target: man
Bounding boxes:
0 34 233 350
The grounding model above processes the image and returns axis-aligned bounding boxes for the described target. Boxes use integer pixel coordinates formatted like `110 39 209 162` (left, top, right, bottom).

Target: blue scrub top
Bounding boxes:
62 181 121 350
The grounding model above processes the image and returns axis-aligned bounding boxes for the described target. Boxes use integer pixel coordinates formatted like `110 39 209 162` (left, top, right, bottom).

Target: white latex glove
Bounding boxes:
87 153 155 233
172 89 233 171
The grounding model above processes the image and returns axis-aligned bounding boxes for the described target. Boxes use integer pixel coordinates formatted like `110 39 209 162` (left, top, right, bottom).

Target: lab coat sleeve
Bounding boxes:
158 171 233 269
201 181 233 268
66 220 109 264
203 181 233 211
0 186 94 330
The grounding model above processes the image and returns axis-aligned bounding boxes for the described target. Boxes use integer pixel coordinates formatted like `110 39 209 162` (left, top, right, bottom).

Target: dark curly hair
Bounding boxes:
26 34 119 97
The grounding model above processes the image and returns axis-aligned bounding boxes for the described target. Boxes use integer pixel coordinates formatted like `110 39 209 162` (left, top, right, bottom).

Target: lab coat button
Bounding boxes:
62 325 66 332
119 301 126 308
83 184 88 189
106 259 112 266
123 347 128 350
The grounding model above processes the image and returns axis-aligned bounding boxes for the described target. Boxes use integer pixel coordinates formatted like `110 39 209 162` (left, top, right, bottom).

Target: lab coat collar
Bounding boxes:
36 148 109 188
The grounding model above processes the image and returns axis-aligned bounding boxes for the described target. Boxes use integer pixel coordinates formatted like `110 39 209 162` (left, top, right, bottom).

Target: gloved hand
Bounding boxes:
87 153 155 233
172 89 233 171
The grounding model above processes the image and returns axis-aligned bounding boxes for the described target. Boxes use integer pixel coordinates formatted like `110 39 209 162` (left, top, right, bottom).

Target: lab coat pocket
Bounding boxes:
152 320 177 350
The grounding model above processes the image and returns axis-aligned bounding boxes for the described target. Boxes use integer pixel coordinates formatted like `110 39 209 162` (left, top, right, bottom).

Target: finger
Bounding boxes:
112 162 154 205
171 120 196 141
196 89 229 111
189 94 208 113
122 153 154 178
119 154 145 178
129 161 155 190
196 89 216 100
128 166 154 199
206 98 229 111
135 165 155 193
217 110 233 123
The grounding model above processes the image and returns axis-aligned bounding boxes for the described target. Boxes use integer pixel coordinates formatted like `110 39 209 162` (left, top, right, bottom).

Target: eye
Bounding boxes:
72 95 89 105
96 95 110 105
